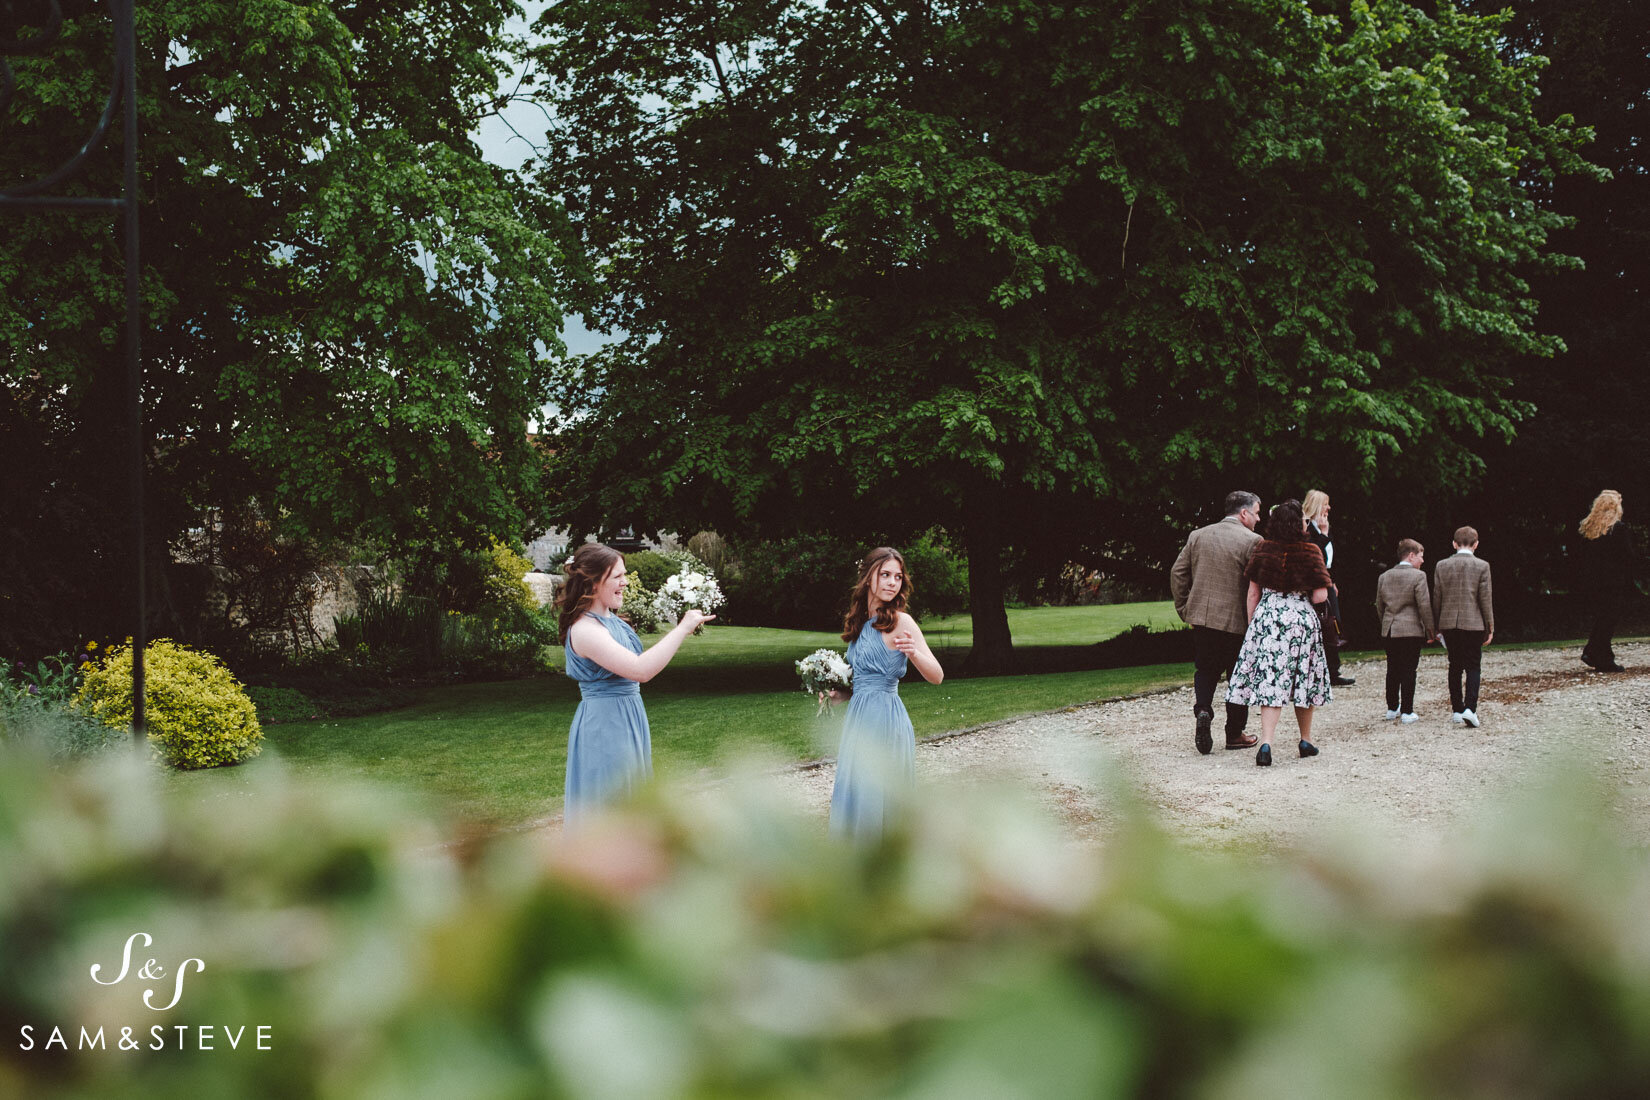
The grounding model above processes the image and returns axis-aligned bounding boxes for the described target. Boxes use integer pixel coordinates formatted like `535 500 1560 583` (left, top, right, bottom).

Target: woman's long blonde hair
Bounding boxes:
1302 489 1329 528
1580 490 1624 540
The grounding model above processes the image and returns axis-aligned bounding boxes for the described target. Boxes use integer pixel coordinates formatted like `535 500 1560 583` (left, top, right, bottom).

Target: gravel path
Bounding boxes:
764 642 1650 849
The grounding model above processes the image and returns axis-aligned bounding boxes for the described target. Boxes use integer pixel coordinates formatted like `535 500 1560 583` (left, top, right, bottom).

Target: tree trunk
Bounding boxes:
961 487 1014 676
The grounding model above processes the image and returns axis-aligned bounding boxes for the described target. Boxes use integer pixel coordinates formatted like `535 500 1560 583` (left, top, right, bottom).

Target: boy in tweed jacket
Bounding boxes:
1432 525 1495 728
1375 539 1435 722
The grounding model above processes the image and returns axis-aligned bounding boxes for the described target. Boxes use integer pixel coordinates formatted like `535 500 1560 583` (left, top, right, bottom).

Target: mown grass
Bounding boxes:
174 603 1192 825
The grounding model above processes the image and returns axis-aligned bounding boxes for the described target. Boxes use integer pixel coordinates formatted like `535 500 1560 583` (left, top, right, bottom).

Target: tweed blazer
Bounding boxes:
1433 551 1494 632
1376 562 1435 639
1170 515 1262 635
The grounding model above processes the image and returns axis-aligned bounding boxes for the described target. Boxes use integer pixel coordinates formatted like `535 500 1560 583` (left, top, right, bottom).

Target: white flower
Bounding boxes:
651 563 725 624
795 648 853 698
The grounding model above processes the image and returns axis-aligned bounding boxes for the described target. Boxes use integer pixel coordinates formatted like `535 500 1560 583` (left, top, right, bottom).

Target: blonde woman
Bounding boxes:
1302 490 1353 686
1579 490 1633 671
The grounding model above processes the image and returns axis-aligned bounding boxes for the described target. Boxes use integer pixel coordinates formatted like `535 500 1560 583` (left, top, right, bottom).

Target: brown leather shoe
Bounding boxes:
1225 732 1259 749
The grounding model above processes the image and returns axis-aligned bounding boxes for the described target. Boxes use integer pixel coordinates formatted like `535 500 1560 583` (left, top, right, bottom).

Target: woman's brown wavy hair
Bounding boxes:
841 547 912 641
556 543 624 637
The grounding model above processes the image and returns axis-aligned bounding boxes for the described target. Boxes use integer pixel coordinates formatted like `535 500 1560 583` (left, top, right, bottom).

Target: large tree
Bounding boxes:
531 0 1595 671
1 0 573 656
1447 0 1650 625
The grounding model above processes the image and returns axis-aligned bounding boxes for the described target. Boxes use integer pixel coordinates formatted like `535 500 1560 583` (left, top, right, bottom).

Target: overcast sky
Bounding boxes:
471 1 609 359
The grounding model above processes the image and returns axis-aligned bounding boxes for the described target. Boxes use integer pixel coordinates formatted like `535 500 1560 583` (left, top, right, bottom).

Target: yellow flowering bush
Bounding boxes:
75 640 262 769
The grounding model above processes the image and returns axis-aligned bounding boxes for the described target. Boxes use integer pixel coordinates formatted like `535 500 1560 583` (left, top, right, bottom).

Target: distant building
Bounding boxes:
524 528 679 572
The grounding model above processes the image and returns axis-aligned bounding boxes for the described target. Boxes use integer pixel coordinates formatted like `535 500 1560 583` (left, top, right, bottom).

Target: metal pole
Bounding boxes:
0 0 144 739
119 0 144 740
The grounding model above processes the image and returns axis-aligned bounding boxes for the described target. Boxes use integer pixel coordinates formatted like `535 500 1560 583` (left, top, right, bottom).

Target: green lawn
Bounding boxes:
174 603 1193 826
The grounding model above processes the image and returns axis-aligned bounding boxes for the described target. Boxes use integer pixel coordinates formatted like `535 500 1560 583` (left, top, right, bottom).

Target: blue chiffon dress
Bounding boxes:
564 611 652 824
829 618 916 841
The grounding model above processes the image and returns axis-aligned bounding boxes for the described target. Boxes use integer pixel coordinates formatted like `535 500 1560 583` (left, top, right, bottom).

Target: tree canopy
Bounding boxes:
1 0 574 655
531 0 1598 670
1446 0 1650 613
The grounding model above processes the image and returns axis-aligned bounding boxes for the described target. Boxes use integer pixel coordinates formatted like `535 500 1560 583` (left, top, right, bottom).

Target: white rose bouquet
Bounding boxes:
651 566 725 633
795 648 853 715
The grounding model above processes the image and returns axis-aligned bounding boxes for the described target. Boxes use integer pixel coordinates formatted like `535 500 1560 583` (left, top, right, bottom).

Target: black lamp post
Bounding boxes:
2 0 146 740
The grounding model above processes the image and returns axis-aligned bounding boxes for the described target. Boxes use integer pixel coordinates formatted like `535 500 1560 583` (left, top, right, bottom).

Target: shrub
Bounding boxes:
721 534 860 629
901 528 970 620
6 754 1650 1098
333 589 445 670
658 547 709 575
685 530 732 576
0 702 126 759
2 648 95 708
722 531 965 628
480 538 537 615
76 640 262 769
623 550 676 593
1 647 124 761
331 581 559 681
619 577 661 633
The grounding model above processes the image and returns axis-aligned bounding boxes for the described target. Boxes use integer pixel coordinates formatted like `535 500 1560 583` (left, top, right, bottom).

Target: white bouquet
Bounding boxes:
795 648 853 715
651 565 725 633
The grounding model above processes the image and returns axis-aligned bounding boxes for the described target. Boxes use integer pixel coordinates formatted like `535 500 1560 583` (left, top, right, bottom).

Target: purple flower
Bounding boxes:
27 684 39 696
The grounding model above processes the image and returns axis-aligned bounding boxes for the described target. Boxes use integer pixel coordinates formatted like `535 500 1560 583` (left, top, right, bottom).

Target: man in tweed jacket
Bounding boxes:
1432 525 1495 728
1170 491 1264 754
1376 539 1435 722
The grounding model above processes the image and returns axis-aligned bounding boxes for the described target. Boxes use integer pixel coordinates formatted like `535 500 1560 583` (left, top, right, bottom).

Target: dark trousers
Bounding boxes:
1192 625 1249 737
1585 596 1620 663
1442 629 1486 712
1384 636 1423 713
1323 586 1343 677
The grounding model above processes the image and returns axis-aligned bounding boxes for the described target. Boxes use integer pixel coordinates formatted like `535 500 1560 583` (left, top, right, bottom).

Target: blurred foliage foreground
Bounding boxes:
4 745 1650 1099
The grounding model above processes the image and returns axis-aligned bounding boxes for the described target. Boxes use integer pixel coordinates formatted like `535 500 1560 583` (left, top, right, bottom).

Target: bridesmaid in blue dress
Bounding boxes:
826 547 945 841
556 543 714 825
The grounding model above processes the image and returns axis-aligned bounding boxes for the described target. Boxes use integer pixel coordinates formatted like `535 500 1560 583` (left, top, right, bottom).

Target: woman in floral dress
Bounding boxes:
1226 499 1334 766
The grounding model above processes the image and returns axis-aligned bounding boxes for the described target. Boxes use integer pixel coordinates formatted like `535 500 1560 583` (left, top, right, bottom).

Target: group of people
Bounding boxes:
1172 487 1633 766
555 543 940 840
1170 492 1338 765
552 487 1634 830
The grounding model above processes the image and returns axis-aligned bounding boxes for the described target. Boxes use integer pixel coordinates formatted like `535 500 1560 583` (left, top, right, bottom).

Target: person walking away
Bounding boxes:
1432 526 1494 728
1170 491 1264 754
1225 499 1334 766
1303 490 1355 686
1579 490 1633 672
1375 539 1434 723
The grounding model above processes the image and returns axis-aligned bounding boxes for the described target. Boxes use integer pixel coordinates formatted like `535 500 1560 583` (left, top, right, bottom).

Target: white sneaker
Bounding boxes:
1400 712 1420 724
1451 712 1465 725
1384 709 1400 720
1461 709 1480 728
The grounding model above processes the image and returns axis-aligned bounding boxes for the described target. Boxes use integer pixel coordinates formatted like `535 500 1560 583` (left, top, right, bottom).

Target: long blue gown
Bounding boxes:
564 611 651 824
829 618 916 841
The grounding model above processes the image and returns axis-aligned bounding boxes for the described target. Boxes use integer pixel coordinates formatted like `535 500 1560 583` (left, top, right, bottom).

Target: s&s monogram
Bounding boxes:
90 931 205 1011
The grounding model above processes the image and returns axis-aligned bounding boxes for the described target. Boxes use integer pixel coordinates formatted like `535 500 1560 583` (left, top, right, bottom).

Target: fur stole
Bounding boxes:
1244 540 1332 595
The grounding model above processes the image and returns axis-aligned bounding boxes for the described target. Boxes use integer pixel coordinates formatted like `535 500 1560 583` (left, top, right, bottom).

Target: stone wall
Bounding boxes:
524 529 681 572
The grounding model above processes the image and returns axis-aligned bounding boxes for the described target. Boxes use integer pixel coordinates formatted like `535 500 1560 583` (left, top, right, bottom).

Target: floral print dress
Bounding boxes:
1225 589 1332 708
